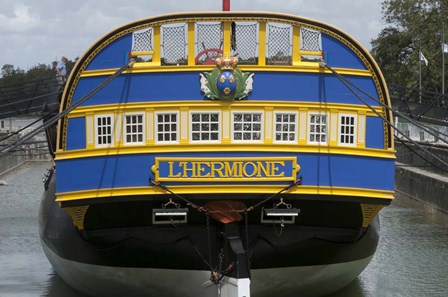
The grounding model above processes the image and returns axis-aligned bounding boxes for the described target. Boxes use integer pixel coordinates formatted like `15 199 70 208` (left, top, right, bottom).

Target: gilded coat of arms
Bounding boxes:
199 57 254 101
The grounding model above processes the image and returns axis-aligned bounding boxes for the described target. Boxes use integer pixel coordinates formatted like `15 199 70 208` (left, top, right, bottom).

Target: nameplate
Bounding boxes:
152 157 300 182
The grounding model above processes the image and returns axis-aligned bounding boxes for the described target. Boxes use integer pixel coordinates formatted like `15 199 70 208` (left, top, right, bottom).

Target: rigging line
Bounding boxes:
394 137 448 174
395 112 448 127
0 106 59 142
0 76 56 89
0 91 61 109
0 59 135 158
0 83 57 97
322 62 448 170
322 62 448 143
0 88 23 115
150 177 302 214
359 85 448 142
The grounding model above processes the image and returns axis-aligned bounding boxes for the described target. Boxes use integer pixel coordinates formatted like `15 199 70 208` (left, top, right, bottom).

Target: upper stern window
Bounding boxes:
300 27 323 62
195 22 223 65
161 23 188 66
131 27 154 62
231 22 259 65
266 23 292 65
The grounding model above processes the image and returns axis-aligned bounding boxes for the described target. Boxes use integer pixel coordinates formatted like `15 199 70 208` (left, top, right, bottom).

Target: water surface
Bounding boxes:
0 162 447 296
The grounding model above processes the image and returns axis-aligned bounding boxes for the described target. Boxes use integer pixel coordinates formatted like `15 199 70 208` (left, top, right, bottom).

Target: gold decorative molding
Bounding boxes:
360 203 384 228
64 206 89 230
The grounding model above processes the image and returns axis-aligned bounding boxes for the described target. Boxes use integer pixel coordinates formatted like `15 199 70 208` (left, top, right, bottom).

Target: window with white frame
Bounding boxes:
190 112 220 142
339 114 356 146
308 113 328 144
232 112 263 142
95 115 113 147
274 112 297 143
156 112 179 143
124 113 145 144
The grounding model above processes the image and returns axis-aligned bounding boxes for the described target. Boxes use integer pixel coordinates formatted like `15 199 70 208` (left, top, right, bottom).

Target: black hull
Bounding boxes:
39 175 380 297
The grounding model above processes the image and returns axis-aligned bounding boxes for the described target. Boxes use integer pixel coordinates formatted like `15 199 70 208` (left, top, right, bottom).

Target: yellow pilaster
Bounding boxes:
265 107 273 144
146 108 154 145
357 112 366 148
329 109 338 147
298 108 308 145
180 107 189 145
222 108 231 144
85 112 95 150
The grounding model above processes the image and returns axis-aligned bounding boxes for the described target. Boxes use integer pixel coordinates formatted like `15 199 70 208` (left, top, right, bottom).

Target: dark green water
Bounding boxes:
0 162 447 297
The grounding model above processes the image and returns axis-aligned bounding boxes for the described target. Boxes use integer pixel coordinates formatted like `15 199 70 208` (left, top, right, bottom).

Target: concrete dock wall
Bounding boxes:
0 141 50 176
395 142 448 213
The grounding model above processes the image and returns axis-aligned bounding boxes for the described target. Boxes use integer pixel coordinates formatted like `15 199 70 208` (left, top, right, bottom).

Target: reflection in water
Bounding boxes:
0 162 447 297
43 273 87 297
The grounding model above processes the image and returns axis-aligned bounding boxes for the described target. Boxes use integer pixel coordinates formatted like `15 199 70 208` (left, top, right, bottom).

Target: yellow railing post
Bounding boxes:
188 22 196 66
153 26 161 65
292 26 301 65
259 22 267 66
223 21 231 57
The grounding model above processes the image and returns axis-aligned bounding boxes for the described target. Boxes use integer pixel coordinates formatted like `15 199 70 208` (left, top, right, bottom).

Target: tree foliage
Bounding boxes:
0 59 76 87
372 0 448 93
0 59 76 109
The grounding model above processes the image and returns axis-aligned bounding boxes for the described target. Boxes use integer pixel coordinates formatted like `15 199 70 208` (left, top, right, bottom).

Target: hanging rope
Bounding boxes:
150 176 302 215
321 61 448 170
321 61 448 143
0 59 135 158
0 106 60 143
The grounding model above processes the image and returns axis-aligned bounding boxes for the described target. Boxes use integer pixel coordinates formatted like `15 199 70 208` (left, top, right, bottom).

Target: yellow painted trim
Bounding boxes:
187 22 195 66
81 65 372 77
55 145 395 161
152 156 300 182
129 51 154 57
58 101 392 160
55 185 394 203
258 22 267 66
66 101 383 117
300 50 322 56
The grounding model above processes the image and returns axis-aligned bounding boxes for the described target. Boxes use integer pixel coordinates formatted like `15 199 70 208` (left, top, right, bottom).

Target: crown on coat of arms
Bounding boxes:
216 56 238 70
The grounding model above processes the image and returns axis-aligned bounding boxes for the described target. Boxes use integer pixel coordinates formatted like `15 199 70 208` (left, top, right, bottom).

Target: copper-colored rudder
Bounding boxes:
223 0 230 11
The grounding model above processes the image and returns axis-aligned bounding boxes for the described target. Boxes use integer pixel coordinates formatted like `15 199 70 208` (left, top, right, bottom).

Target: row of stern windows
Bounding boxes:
84 110 363 149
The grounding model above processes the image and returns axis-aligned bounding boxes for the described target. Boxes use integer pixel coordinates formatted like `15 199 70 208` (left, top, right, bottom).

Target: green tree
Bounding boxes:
372 0 448 93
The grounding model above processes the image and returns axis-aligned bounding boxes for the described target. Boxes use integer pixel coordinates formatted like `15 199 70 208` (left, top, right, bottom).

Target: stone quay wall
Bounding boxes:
0 140 50 176
395 141 448 213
